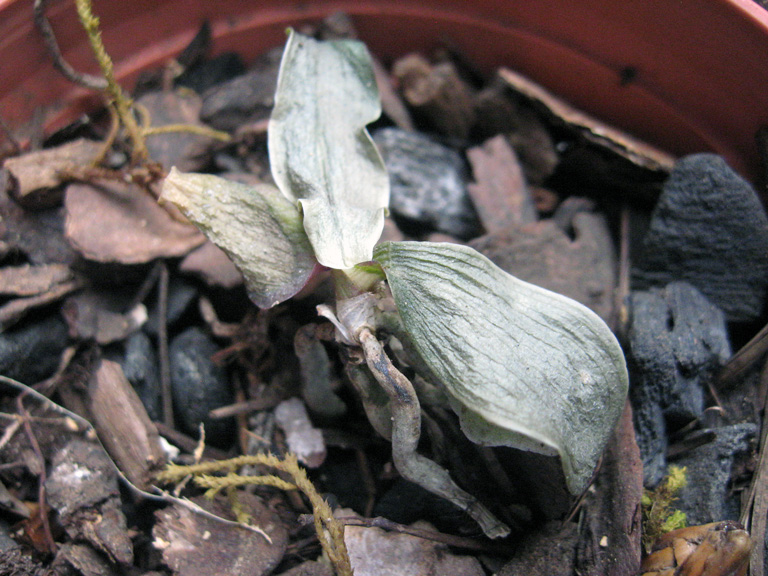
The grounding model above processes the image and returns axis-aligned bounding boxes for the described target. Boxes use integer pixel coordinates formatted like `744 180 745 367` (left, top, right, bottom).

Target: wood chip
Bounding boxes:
153 493 288 576
179 241 243 289
0 263 74 296
139 90 217 172
62 291 147 345
470 213 616 322
467 134 537 232
392 54 476 140
65 181 204 264
498 67 675 173
88 359 165 490
3 138 102 208
575 401 643 576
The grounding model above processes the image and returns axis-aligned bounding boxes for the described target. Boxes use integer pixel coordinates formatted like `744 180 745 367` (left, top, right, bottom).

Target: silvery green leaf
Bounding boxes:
160 168 318 309
374 241 628 494
268 30 389 270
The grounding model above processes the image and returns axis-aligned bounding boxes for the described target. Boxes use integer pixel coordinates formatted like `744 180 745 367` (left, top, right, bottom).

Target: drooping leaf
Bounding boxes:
268 30 389 270
160 168 319 308
374 241 628 494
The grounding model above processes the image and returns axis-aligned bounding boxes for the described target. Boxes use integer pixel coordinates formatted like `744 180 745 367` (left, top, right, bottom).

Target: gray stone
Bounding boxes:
169 327 234 445
675 423 756 525
627 282 731 485
633 153 768 322
373 127 481 238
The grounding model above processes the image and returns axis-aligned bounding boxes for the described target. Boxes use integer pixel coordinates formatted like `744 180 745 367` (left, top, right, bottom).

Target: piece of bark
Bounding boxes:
153 493 288 576
274 398 326 468
0 263 74 296
179 241 243 289
344 517 484 576
65 180 204 264
3 138 102 208
62 290 147 345
575 401 643 576
467 134 537 232
88 359 165 490
498 67 675 173
470 213 616 322
53 542 120 576
138 90 217 172
472 82 560 185
0 277 85 330
0 187 78 266
392 54 476 140
45 440 133 565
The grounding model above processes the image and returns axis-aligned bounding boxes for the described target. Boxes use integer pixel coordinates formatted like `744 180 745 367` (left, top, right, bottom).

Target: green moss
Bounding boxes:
642 465 688 553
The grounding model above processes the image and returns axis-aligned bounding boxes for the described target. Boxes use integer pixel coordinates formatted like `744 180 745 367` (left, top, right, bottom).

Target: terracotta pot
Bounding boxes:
1 0 767 183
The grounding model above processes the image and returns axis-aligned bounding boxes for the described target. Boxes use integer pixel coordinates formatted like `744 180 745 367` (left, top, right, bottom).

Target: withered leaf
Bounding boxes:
161 169 318 309
374 241 629 495
268 30 389 269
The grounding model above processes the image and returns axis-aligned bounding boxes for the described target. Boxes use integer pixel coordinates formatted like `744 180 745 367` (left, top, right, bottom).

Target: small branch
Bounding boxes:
16 394 57 555
33 0 107 90
157 263 173 427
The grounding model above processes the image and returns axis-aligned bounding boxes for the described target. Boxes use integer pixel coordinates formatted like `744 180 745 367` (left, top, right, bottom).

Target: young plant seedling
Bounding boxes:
160 29 629 539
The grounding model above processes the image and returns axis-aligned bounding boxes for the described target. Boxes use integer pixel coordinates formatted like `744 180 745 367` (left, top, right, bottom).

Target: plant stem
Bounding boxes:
74 0 150 164
357 328 510 539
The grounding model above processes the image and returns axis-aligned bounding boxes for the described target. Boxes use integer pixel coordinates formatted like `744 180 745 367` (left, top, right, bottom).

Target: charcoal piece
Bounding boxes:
176 52 246 94
0 314 68 384
169 327 234 445
627 282 731 485
119 331 161 421
373 127 481 238
199 49 282 132
633 153 768 322
374 479 477 535
675 423 756 526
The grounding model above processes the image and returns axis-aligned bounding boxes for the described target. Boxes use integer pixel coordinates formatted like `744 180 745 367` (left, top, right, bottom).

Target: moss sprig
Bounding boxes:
157 452 353 576
641 465 688 553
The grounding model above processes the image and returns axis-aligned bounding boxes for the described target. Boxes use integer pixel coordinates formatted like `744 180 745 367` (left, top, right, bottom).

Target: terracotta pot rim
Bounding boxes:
1 0 767 185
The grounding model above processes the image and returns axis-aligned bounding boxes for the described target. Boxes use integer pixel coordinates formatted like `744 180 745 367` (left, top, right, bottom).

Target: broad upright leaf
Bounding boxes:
374 241 628 494
268 30 389 269
160 168 319 309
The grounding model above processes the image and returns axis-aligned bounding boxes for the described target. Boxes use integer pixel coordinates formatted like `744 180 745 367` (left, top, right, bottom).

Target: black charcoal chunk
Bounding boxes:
627 282 731 485
675 423 756 525
169 327 234 445
199 49 282 132
0 315 69 384
118 331 161 421
633 154 768 322
373 127 481 238
176 52 246 94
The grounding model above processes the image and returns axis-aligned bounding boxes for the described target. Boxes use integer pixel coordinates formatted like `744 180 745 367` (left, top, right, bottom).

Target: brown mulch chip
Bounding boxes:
64 180 205 264
179 240 243 289
153 493 289 576
344 517 485 576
